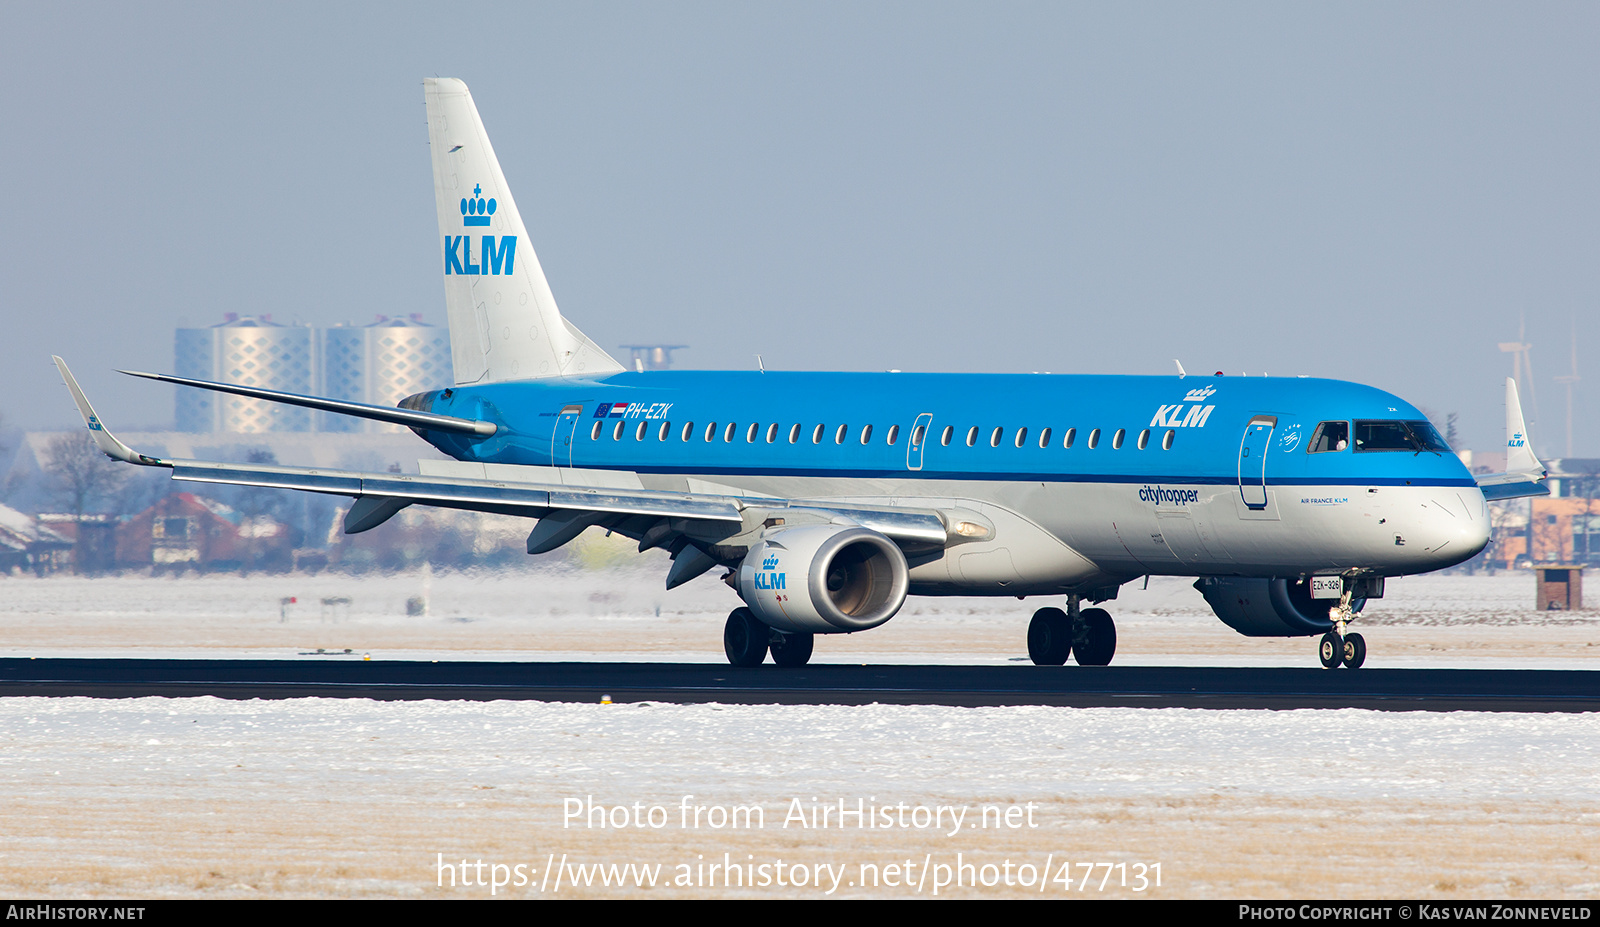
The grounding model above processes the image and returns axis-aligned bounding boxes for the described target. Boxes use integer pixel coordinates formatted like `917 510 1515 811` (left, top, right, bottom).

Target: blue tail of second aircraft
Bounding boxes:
423 78 624 386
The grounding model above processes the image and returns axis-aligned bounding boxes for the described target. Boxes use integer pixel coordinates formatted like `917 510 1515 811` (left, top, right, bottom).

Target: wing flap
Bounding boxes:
169 459 744 522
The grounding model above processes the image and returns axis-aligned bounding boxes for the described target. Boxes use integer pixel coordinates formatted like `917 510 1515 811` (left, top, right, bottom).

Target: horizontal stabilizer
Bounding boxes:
118 369 498 436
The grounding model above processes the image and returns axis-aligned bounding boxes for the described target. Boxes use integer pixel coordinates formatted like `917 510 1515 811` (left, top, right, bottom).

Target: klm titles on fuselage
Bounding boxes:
444 184 517 276
1149 385 1219 430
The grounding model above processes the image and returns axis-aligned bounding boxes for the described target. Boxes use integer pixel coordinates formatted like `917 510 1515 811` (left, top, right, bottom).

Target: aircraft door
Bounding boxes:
906 413 933 470
551 404 582 467
1237 415 1277 509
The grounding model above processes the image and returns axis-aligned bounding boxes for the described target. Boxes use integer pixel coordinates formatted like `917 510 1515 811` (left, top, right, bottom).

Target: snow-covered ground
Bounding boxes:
1 567 1597 898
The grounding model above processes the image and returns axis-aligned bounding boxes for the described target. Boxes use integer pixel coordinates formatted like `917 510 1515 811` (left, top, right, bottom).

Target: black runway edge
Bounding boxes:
2 658 1598 711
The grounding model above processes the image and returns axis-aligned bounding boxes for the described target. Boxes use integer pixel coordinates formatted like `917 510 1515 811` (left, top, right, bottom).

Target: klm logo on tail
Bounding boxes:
444 184 517 276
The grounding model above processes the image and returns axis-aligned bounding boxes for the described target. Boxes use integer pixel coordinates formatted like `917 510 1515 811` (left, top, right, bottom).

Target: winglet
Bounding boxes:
52 356 170 467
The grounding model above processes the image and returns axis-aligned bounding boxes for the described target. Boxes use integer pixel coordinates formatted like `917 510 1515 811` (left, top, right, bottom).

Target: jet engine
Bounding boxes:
736 525 909 634
1194 576 1366 637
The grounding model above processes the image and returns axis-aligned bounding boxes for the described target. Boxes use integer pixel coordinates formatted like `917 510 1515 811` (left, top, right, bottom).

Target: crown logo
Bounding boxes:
461 184 496 227
1183 385 1217 402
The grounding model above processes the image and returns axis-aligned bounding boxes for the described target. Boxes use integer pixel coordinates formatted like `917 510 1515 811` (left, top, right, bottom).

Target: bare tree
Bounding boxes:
44 432 129 521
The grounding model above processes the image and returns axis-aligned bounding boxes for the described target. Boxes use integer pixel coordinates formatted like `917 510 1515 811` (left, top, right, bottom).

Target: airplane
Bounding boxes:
54 78 1550 670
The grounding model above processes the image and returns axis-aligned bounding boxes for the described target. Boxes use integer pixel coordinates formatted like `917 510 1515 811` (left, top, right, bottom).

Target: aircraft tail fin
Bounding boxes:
1476 377 1548 500
423 78 624 384
1503 376 1543 476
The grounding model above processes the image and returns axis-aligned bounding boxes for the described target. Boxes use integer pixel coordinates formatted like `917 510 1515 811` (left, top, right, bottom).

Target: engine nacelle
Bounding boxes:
737 525 909 634
1194 576 1365 637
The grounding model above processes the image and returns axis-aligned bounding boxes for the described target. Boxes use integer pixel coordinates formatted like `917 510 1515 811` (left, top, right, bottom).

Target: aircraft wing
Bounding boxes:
1475 377 1549 500
53 358 956 584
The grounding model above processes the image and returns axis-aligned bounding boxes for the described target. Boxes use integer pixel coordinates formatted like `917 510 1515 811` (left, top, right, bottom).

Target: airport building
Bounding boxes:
174 314 451 433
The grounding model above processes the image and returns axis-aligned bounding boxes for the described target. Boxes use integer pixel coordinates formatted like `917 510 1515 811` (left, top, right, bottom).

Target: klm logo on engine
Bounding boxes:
754 553 786 590
444 184 517 275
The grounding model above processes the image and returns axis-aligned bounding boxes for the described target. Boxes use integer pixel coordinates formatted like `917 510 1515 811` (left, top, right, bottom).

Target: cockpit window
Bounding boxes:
1405 421 1451 452
1308 421 1349 453
1353 420 1451 453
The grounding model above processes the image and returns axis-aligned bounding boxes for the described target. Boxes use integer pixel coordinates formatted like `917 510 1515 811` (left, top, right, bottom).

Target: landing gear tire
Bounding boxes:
1319 631 1343 669
1027 607 1071 665
1342 632 1366 670
724 607 769 667
769 631 815 667
1073 608 1117 666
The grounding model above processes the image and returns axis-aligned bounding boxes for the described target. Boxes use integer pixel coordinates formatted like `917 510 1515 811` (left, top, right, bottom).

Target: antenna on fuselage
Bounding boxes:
756 354 765 374
1174 360 1186 378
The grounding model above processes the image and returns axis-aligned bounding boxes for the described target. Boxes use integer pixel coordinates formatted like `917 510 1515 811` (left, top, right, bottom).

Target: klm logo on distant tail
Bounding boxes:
444 183 517 275
1509 432 1526 448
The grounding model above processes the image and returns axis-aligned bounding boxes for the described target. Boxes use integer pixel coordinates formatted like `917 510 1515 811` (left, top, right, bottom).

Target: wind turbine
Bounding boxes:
1498 313 1540 432
1555 318 1579 459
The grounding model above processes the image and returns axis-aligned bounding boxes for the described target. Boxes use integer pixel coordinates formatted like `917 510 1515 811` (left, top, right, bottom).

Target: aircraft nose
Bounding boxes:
1401 490 1490 569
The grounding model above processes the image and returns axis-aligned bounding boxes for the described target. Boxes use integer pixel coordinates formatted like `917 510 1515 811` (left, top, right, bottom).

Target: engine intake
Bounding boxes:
1194 576 1365 637
737 525 909 633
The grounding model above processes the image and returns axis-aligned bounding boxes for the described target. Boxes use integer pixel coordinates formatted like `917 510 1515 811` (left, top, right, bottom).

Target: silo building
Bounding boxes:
320 315 453 432
174 315 315 432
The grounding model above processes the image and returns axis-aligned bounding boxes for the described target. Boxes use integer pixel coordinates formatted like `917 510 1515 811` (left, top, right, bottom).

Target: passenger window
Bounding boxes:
747 423 759 443
940 425 953 446
860 424 874 444
1014 427 1028 448
1137 428 1149 450
636 421 648 441
1063 428 1076 449
724 422 737 442
1087 428 1101 449
1309 421 1350 453
1163 429 1175 450
835 424 848 444
766 423 778 443
1039 427 1051 448
966 427 978 447
704 422 718 442
812 424 825 444
888 424 901 445
990 427 1003 448
590 421 602 440
681 422 695 441
788 424 801 444
1112 428 1125 449
613 421 625 440
658 421 671 441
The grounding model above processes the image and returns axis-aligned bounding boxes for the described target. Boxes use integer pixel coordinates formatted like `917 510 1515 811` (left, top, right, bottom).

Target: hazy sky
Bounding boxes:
3 2 1596 457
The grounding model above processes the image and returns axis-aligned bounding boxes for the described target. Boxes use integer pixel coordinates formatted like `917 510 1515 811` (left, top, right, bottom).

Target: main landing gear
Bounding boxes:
1028 598 1116 666
1317 586 1366 670
723 607 814 667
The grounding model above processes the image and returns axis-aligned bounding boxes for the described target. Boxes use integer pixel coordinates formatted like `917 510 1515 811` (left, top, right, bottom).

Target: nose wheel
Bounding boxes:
1318 585 1367 669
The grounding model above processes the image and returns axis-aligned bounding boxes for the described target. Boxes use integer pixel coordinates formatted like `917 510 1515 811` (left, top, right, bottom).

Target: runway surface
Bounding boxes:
3 657 1597 710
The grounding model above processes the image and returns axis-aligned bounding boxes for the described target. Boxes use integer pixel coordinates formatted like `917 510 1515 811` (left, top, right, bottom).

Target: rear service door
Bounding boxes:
551 404 583 467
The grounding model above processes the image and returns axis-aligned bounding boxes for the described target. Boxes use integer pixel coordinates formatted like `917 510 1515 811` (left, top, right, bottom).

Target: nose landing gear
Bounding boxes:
1318 586 1366 669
